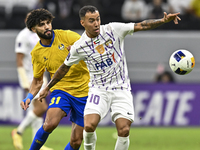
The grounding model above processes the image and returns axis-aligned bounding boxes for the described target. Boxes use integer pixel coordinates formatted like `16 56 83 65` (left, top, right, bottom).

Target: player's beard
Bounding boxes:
37 29 53 39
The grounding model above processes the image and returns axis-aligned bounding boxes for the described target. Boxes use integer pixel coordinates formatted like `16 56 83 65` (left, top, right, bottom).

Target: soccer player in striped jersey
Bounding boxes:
38 5 181 150
20 8 90 150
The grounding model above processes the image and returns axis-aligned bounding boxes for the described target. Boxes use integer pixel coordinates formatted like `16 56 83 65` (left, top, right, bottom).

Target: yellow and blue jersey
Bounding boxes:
31 29 89 97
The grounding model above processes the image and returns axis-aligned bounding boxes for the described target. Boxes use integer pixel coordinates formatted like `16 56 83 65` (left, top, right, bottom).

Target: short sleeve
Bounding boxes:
64 44 83 66
31 51 45 78
15 33 29 54
110 22 135 38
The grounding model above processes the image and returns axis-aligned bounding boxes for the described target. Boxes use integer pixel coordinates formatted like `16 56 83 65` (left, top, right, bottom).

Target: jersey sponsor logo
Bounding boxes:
105 39 113 48
111 52 116 63
95 58 113 70
44 56 48 62
95 44 105 54
58 43 65 50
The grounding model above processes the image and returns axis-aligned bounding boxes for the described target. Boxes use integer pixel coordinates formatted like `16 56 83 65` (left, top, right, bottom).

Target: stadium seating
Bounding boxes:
6 5 28 29
0 6 7 29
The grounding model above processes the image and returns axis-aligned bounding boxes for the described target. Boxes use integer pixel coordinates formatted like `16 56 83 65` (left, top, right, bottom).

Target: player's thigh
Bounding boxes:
49 90 72 116
44 107 66 131
32 98 48 113
110 90 134 123
84 88 111 121
69 95 87 127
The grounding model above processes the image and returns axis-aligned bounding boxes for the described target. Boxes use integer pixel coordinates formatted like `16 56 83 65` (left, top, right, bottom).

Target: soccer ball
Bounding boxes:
169 49 195 75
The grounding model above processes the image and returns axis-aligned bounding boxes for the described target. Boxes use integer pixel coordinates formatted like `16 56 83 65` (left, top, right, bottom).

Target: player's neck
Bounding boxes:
40 38 52 46
86 31 96 38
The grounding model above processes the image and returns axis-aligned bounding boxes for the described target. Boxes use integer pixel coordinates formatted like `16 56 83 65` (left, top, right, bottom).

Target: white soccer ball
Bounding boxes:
169 49 195 75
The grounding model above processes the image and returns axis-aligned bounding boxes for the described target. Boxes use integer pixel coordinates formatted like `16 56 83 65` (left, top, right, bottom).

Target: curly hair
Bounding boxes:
26 8 54 31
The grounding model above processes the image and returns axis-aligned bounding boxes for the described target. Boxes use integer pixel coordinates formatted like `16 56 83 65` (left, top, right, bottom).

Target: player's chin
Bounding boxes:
45 34 53 39
46 32 52 36
93 31 100 36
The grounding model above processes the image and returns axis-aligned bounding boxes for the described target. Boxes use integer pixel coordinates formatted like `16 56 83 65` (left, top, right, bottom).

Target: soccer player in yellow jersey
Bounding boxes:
20 8 89 150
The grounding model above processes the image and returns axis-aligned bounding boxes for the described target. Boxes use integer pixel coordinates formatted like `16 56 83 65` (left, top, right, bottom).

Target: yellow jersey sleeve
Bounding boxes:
31 47 45 78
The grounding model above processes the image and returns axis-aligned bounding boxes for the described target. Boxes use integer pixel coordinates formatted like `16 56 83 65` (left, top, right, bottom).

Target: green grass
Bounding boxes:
1 125 200 150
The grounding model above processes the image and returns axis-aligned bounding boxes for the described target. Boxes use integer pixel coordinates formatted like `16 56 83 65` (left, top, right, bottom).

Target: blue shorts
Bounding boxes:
48 90 87 127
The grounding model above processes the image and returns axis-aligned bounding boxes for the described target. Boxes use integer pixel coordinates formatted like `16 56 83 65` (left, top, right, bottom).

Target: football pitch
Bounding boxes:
1 125 200 150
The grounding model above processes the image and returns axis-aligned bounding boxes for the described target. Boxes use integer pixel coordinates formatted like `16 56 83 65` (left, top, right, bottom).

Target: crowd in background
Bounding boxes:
0 0 200 30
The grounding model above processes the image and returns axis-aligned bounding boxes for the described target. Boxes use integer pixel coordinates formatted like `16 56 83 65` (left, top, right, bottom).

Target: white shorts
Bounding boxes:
84 88 134 123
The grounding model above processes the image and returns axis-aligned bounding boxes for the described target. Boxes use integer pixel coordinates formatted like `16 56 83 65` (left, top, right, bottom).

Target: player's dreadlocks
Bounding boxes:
26 8 54 31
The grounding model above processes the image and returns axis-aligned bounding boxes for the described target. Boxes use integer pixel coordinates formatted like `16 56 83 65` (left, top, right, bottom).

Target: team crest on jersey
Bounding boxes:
95 44 105 54
58 43 65 50
105 39 113 48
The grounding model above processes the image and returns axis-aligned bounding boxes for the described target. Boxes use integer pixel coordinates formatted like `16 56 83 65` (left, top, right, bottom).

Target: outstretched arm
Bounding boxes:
134 12 181 32
38 63 71 101
47 63 70 89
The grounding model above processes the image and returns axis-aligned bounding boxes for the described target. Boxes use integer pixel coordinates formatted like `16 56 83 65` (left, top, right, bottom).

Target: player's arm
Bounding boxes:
16 53 30 92
29 76 44 97
38 63 71 101
20 74 44 110
134 12 181 32
47 63 70 90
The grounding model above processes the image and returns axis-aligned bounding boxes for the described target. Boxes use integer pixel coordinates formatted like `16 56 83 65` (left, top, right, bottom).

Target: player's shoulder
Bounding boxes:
72 34 84 46
18 27 30 35
102 22 119 27
65 31 83 45
54 29 80 36
16 28 32 39
101 22 120 31
107 22 126 28
31 42 41 55
54 29 80 45
104 22 134 32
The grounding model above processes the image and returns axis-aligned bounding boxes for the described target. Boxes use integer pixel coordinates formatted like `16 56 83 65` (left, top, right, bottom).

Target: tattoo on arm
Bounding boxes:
135 19 164 31
47 63 70 89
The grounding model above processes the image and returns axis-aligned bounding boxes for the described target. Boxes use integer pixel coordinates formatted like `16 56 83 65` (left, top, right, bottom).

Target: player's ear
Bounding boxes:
80 19 84 27
31 27 36 33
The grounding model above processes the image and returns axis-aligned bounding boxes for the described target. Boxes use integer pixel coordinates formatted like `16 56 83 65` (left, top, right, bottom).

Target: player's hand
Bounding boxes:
163 12 181 24
20 98 31 111
67 45 71 51
38 87 49 102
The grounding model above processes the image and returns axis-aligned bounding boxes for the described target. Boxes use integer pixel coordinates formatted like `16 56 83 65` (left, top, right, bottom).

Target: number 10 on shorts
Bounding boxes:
89 94 100 105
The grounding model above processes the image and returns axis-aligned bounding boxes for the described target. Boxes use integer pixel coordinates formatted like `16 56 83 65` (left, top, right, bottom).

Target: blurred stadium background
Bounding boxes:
1 0 200 150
